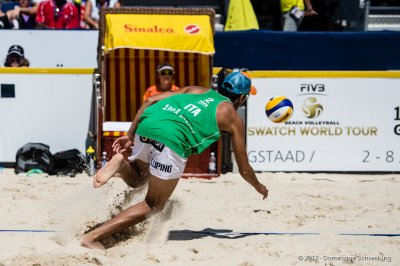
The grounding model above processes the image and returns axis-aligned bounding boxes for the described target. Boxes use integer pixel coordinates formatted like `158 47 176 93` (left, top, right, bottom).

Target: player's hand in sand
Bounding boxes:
255 183 268 200
112 136 133 154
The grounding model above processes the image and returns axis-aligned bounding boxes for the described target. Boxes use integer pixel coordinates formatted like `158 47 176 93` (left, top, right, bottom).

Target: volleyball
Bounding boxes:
265 96 294 123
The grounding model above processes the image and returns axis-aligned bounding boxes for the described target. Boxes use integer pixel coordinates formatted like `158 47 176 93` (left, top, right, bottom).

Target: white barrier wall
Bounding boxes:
247 72 400 172
0 30 98 68
0 69 94 162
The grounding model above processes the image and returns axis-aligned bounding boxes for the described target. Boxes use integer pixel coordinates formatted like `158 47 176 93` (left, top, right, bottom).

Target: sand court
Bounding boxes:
0 168 399 265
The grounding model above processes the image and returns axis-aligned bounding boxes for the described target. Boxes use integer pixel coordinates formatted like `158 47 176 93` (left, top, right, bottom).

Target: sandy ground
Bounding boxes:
0 168 399 266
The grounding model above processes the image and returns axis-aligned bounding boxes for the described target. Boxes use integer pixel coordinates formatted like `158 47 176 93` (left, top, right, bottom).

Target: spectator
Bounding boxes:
4 45 30 67
36 0 79 29
281 0 317 31
0 5 12 29
83 0 120 29
143 63 180 102
6 0 37 29
224 0 259 31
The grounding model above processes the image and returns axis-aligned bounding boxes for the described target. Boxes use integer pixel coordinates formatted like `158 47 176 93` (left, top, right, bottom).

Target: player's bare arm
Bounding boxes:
217 102 268 199
112 86 208 153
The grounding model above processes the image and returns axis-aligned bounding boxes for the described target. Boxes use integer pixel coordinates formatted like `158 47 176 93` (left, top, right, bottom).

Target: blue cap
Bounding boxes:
222 72 256 95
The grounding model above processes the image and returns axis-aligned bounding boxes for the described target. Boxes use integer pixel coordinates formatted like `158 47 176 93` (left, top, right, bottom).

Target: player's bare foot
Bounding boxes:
93 154 125 188
93 172 110 188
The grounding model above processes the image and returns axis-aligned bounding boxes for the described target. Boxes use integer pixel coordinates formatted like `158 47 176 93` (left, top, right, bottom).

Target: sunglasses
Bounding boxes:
9 55 22 62
159 70 174 76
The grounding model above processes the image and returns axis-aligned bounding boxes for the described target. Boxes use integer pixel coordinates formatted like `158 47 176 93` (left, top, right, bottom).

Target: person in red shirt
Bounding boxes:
36 0 78 29
142 63 180 102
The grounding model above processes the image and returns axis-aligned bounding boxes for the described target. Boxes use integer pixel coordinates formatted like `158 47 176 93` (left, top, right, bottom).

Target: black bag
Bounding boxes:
53 149 86 176
15 143 54 174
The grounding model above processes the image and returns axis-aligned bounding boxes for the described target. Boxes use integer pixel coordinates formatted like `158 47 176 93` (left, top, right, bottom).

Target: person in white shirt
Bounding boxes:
83 0 120 29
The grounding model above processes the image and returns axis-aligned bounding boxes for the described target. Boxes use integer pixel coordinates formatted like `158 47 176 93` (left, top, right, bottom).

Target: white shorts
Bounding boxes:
128 134 187 180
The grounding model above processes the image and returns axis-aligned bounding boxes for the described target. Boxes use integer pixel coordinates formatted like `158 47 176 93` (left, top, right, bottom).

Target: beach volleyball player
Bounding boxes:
81 70 269 250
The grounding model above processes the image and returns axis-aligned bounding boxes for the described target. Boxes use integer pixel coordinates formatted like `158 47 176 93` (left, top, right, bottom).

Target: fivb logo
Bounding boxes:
300 83 325 93
302 97 323 119
299 83 326 119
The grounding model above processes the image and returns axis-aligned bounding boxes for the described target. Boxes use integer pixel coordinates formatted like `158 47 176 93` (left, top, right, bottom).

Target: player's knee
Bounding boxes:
145 195 166 211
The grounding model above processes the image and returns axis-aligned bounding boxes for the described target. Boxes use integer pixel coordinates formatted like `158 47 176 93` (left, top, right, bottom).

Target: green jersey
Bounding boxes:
136 89 230 158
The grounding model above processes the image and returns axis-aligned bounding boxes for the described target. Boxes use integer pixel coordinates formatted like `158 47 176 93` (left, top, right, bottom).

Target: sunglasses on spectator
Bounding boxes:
9 55 22 62
159 70 174 76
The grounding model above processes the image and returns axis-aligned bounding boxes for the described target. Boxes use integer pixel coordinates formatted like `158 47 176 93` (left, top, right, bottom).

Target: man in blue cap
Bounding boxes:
81 70 268 250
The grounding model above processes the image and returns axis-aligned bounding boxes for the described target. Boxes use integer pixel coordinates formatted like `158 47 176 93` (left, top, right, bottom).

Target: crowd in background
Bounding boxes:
0 0 120 30
0 0 318 31
2 0 392 32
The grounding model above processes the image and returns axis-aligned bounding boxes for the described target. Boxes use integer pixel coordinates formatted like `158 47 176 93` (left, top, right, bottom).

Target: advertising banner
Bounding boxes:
0 30 98 68
0 70 93 162
105 14 214 54
247 75 400 172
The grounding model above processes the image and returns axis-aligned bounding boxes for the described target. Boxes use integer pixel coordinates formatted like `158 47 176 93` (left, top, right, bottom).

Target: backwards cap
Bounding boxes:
222 71 257 95
241 71 257 95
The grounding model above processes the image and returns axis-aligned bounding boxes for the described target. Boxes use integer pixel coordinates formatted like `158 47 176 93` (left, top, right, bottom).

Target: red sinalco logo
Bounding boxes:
184 24 200 34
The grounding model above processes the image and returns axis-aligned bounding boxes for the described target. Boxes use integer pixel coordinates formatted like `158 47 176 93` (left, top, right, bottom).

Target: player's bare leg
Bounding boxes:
81 174 179 250
93 154 148 188
121 159 149 189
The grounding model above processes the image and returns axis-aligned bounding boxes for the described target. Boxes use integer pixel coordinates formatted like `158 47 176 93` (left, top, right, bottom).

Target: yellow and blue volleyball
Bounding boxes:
265 96 294 123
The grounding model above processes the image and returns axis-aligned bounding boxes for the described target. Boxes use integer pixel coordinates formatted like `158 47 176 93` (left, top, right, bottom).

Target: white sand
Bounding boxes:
0 168 399 265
